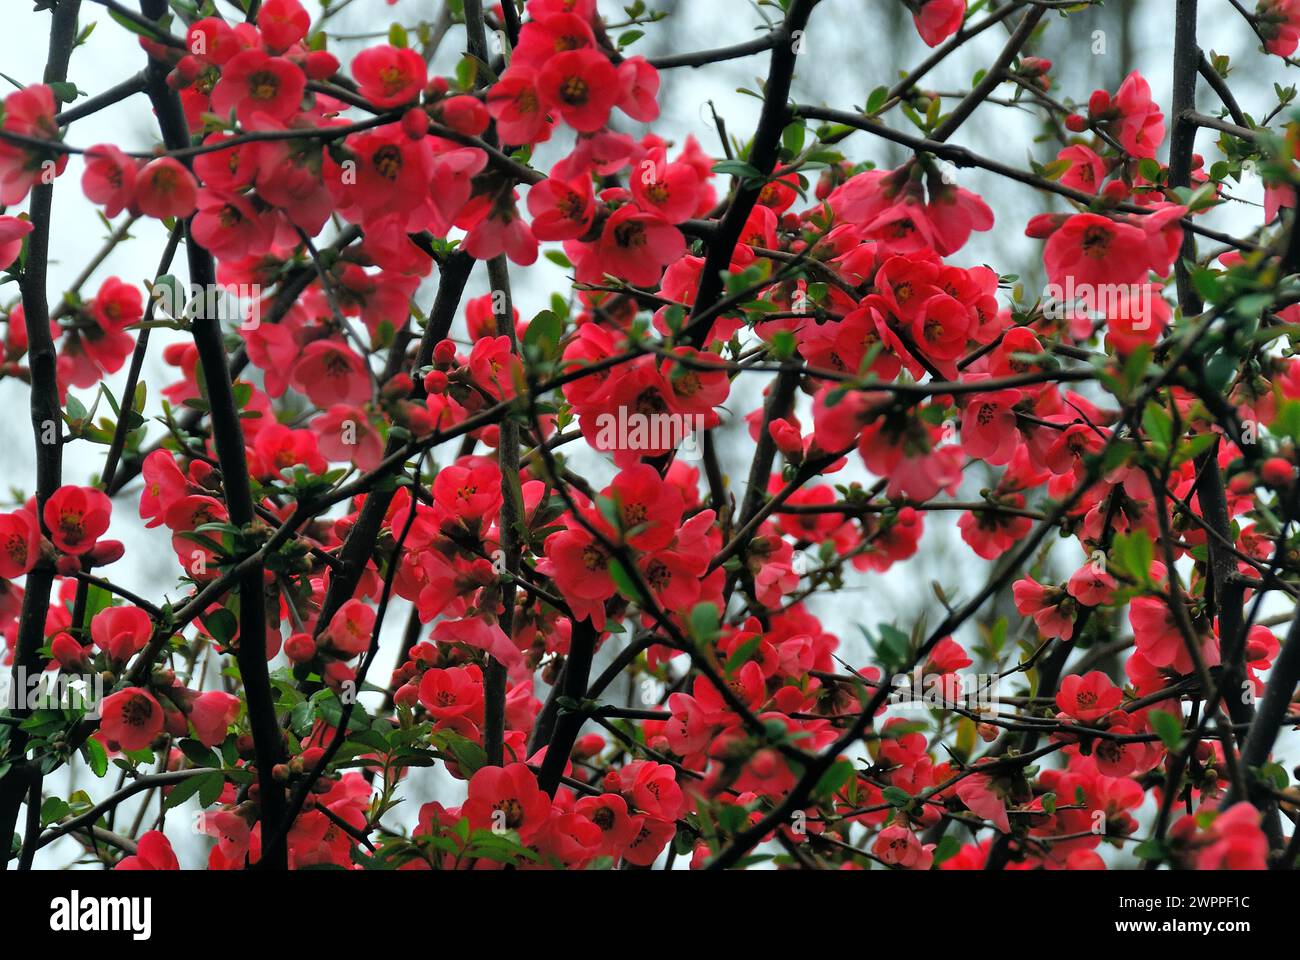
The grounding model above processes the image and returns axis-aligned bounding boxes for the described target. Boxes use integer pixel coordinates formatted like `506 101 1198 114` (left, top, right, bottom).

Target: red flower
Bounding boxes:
418 665 485 728
81 145 138 218
114 830 179 870
433 457 504 522
100 687 165 752
258 0 310 51
1112 71 1166 159
1042 212 1151 289
486 67 552 145
1194 802 1269 870
352 45 427 108
289 339 372 407
586 206 684 288
139 449 188 529
461 762 552 841
912 0 966 47
135 157 199 220
536 49 619 132
0 508 40 579
1055 671 1122 723
526 175 595 240
90 605 152 662
630 149 703 224
90 276 143 333
44 485 112 556
211 50 307 128
573 793 640 857
0 85 67 205
325 598 376 658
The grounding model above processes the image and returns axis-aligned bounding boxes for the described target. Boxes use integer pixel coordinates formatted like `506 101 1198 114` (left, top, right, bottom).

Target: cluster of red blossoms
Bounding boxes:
1 0 1296 872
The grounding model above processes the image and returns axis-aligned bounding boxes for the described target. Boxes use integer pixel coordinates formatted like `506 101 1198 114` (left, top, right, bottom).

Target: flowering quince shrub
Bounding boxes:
0 0 1299 876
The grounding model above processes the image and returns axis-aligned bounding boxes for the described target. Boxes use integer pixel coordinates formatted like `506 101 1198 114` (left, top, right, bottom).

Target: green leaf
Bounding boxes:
866 85 889 114
163 772 210 810
523 309 563 360
606 557 642 603
1142 401 1173 455
688 602 720 645
881 785 911 808
812 759 854 800
178 738 221 769
1149 709 1184 750
40 797 70 828
1133 838 1167 861
82 738 108 778
723 635 762 674
781 121 806 156
712 159 763 181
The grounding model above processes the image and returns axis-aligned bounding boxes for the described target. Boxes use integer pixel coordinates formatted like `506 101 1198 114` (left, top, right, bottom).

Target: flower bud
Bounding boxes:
1262 456 1294 487
401 106 429 140
303 50 340 80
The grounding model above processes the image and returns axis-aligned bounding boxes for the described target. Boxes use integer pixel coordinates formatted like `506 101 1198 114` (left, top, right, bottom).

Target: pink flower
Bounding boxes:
81 144 138 218
289 340 373 407
135 157 198 220
961 389 1021 465
1056 144 1107 194
312 405 384 471
430 616 522 670
1194 802 1269 870
955 773 1011 833
616 56 660 122
189 691 241 747
1055 671 1122 723
100 688 164 752
44 485 112 556
1112 71 1166 159
90 605 152 662
325 598 376 658
0 216 33 271
139 450 188 529
873 825 935 868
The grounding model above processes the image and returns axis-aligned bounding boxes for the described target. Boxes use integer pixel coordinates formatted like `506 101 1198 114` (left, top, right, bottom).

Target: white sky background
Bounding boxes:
1 0 1294 867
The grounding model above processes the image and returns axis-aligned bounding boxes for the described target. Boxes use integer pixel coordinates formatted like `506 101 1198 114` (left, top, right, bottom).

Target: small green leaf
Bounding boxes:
1149 709 1184 750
